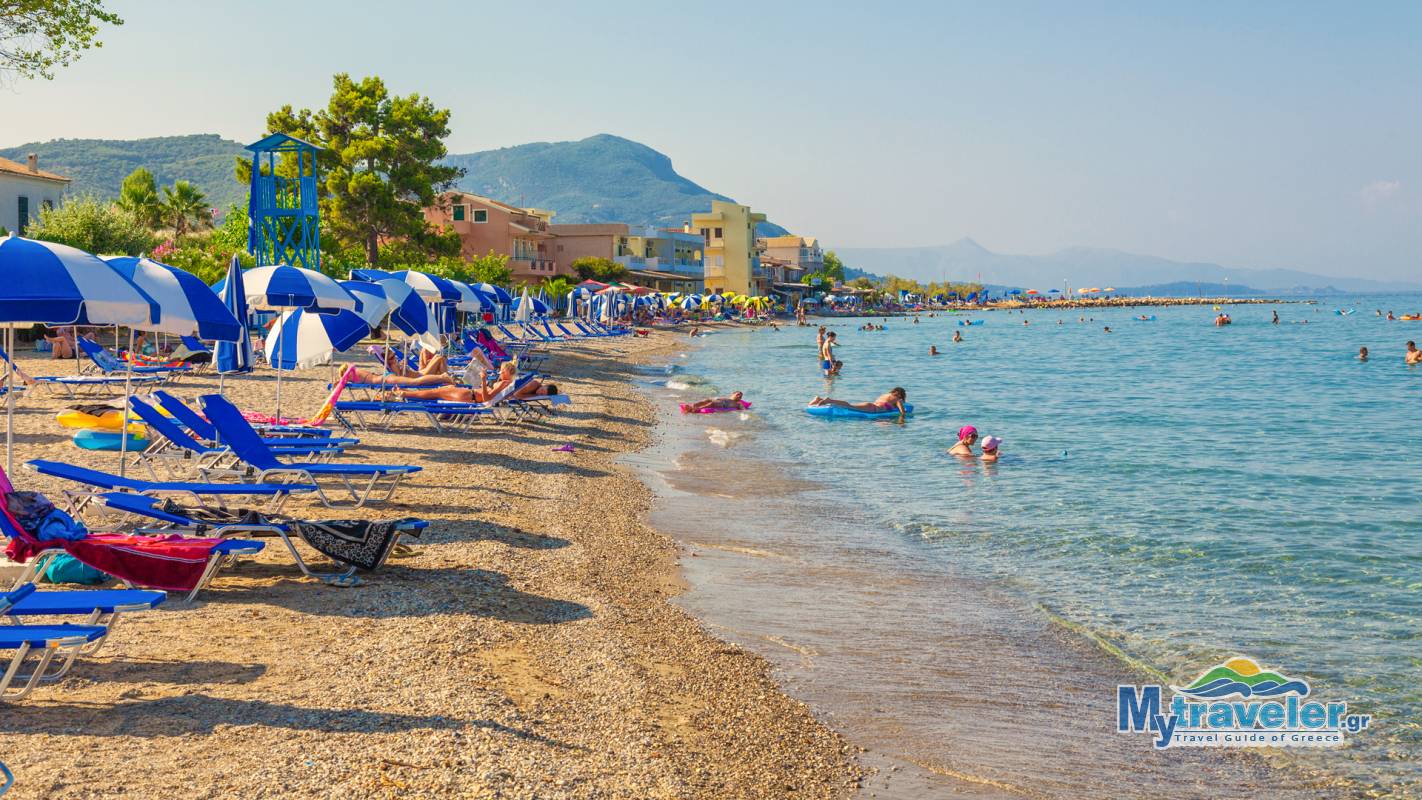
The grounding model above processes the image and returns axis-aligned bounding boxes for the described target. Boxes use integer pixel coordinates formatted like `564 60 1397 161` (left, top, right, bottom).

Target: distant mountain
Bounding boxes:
444 134 788 236
836 239 1422 294
0 135 248 210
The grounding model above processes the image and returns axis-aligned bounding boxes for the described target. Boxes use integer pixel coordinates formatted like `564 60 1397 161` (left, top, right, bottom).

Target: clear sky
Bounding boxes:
2 1 1418 280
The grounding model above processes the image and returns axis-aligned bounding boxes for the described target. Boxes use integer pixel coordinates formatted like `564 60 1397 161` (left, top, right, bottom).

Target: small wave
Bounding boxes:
706 427 743 448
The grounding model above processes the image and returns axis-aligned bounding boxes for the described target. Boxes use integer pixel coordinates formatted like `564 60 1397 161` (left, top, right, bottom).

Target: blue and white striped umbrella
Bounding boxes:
105 256 242 340
376 279 440 350
476 282 513 305
215 264 358 311
265 307 370 370
349 268 397 282
215 256 253 375
679 295 701 310
0 234 158 326
514 293 549 317
705 293 724 304
339 280 394 328
448 280 485 312
395 270 461 303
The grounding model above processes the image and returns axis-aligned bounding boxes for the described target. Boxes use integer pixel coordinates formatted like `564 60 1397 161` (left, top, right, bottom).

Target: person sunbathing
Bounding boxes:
370 345 449 378
349 366 452 387
396 363 558 403
809 387 906 414
686 391 745 412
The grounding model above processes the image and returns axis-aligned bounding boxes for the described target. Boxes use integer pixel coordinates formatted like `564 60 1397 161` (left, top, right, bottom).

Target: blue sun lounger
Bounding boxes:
150 390 341 440
77 338 191 380
201 394 421 508
25 458 318 515
127 396 345 479
0 592 107 700
0 346 165 398
4 582 165 658
99 492 428 586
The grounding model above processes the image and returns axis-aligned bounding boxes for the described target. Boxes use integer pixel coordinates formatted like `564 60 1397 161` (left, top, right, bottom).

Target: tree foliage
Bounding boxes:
424 251 512 286
116 167 161 228
571 256 627 283
24 195 155 255
161 179 211 241
259 73 463 266
0 0 122 81
821 250 846 281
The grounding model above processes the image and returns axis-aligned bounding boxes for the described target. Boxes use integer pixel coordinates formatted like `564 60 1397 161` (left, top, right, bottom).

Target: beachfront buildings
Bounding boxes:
549 223 706 293
0 154 68 235
425 191 561 283
760 235 823 274
693 200 765 296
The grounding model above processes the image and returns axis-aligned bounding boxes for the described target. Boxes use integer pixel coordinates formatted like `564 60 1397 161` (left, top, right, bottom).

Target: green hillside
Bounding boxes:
0 134 248 210
444 133 788 236
0 132 788 235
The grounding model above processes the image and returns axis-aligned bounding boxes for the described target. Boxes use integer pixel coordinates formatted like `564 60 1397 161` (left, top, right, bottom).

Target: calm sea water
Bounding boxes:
631 296 1422 798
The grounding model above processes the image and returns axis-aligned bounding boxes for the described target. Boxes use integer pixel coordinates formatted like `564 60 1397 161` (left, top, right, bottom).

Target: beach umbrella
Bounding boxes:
529 296 551 316
515 286 532 323
448 280 485 313
476 282 513 305
393 270 460 303
349 268 397 282
339 280 395 328
219 264 360 312
1048 289 1061 294
678 295 700 310
214 255 253 380
705 293 724 305
1104 287 1115 292
0 234 162 473
375 279 440 351
1026 289 1040 295
266 307 370 370
103 257 242 341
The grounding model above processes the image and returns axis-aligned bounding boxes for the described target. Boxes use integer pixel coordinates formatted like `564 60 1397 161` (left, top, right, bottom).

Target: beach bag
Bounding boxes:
42 553 109 585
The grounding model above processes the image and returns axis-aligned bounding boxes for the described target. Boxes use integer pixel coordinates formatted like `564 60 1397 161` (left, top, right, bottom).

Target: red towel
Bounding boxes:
0 468 227 593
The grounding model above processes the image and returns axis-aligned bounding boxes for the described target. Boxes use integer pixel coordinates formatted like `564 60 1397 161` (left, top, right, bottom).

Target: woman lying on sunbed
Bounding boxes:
394 362 557 404
353 345 495 387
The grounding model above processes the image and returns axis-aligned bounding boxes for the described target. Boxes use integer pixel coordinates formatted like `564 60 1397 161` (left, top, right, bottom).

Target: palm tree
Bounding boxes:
116 168 163 229
162 180 212 241
540 276 575 315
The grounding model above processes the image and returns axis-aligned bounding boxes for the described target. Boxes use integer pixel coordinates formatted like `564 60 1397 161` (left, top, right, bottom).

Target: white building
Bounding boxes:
0 154 70 236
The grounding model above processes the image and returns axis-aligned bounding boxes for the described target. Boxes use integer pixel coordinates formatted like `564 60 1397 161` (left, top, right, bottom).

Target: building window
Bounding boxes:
452 204 465 221
714 227 723 238
557 244 564 252
700 228 709 241
17 196 28 235
42 199 53 211
473 209 488 223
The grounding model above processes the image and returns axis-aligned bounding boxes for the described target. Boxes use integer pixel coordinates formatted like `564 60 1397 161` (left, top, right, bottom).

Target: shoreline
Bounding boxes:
0 336 860 798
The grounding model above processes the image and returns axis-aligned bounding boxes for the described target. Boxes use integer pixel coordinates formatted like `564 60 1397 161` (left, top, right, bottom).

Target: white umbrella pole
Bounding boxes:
119 328 134 477
274 316 283 421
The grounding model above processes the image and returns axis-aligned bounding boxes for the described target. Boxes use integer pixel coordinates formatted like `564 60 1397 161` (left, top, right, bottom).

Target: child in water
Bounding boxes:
981 436 1002 463
1359 346 1369 362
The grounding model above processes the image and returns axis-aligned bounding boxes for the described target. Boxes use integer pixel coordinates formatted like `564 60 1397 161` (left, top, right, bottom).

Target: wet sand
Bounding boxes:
0 334 860 798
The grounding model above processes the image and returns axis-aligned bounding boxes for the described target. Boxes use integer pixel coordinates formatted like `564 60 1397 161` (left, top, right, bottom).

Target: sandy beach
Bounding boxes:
0 332 860 799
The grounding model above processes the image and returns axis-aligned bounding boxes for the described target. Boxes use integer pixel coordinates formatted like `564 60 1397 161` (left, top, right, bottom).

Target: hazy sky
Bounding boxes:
2 1 1418 280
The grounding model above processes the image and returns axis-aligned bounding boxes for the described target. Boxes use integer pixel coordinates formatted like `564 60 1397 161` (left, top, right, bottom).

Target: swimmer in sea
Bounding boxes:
809 387 906 416
949 425 978 456
1408 341 1421 365
1272 310 1280 324
685 391 745 412
980 435 1002 463
820 331 838 376
929 345 939 356
1359 346 1369 362
1387 311 1396 321
1104 326 1112 333
953 330 963 343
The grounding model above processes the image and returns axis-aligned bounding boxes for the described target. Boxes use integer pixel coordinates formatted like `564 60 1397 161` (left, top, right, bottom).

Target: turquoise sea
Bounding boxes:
631 297 1422 798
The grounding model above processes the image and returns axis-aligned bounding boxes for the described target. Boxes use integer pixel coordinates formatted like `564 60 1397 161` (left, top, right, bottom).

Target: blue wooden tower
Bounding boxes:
245 133 322 270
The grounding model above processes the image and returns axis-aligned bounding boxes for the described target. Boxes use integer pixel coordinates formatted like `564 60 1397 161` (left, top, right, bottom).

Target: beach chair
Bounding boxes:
25 459 317 516
0 585 109 701
99 492 426 586
76 338 190 380
127 396 346 479
331 372 545 432
0 346 165 398
3 467 267 602
4 581 165 656
200 394 421 508
150 390 342 441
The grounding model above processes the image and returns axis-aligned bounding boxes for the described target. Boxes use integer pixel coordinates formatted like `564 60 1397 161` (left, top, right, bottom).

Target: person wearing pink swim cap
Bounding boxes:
949 425 978 456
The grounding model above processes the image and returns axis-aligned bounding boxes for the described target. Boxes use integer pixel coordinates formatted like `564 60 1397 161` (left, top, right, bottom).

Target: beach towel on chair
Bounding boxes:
291 518 417 570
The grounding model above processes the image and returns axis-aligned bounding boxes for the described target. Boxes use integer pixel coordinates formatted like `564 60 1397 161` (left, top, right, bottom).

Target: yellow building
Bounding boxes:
692 200 765 296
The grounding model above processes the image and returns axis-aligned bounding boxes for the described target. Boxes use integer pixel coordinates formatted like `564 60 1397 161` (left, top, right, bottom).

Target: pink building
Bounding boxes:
425 191 561 284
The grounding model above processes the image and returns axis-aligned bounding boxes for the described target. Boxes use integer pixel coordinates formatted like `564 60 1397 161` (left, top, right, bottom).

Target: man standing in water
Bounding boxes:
1407 341 1421 365
821 331 839 376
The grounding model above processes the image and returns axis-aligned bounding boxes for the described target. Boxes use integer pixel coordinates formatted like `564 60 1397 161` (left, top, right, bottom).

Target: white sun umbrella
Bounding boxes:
339 280 395 328
448 280 484 313
266 307 370 371
375 278 441 353
514 286 532 323
0 235 160 473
